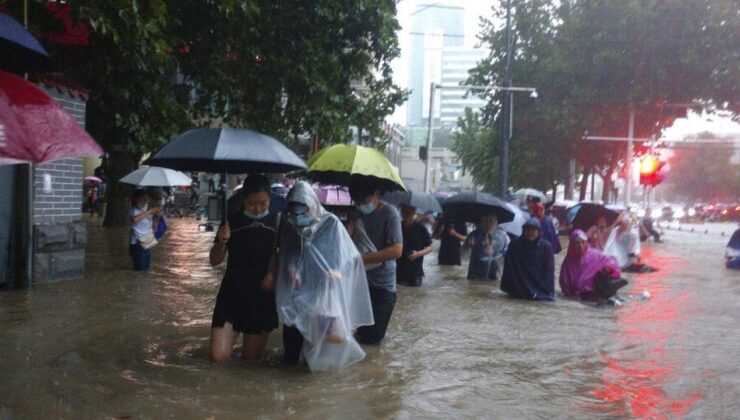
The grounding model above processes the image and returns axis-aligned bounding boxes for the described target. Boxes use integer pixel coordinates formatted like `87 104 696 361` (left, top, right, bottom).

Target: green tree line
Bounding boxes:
454 0 738 201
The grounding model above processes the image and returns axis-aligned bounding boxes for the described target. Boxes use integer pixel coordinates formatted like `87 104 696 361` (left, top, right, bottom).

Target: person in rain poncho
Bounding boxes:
277 181 374 371
533 202 562 254
465 213 509 280
500 217 555 301
603 216 655 272
559 230 628 303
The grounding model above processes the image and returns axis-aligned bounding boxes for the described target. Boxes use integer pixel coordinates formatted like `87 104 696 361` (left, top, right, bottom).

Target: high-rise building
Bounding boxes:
406 3 487 129
406 3 465 126
438 47 488 126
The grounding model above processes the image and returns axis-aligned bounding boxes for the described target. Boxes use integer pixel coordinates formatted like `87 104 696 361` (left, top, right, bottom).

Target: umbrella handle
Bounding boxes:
220 172 227 225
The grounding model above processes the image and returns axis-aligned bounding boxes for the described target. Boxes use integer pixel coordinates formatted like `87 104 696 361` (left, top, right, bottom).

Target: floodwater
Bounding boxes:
1 218 738 418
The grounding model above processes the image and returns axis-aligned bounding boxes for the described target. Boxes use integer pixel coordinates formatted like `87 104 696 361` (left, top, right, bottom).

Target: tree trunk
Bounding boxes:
578 165 590 201
103 150 140 228
601 169 613 203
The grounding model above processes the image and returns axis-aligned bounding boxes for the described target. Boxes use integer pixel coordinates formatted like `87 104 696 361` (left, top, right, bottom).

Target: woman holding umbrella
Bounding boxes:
129 189 160 271
208 175 279 362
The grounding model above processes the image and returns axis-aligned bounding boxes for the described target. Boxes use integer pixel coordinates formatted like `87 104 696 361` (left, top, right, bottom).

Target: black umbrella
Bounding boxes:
568 203 620 231
147 128 306 173
442 192 515 224
147 128 306 221
382 190 442 213
0 13 55 74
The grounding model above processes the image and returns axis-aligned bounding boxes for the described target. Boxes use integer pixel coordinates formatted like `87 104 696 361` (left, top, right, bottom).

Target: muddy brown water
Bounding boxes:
1 218 738 418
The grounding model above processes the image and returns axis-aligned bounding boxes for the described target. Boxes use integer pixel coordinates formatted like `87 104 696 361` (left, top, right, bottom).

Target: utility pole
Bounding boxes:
423 82 435 193
625 108 635 206
499 0 513 197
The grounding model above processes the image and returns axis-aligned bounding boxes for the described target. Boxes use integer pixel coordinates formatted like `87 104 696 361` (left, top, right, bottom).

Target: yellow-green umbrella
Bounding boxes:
306 144 405 191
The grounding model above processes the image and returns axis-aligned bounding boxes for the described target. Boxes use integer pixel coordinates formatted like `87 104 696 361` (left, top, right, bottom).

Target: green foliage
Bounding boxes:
20 1 406 226
665 135 740 202
460 0 739 197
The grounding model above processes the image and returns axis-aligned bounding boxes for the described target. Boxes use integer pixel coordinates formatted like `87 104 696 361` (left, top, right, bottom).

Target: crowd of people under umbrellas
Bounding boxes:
129 158 672 372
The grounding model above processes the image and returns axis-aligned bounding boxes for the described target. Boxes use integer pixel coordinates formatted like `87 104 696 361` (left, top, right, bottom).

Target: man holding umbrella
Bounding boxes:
397 204 433 287
349 181 403 345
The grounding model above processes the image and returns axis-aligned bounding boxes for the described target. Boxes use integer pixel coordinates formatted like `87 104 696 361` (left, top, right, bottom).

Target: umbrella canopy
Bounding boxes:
567 202 621 231
499 202 530 237
306 144 405 192
314 185 352 207
0 71 103 163
382 190 442 214
513 188 548 203
84 175 103 183
0 13 55 74
442 191 515 224
119 166 193 187
146 128 306 174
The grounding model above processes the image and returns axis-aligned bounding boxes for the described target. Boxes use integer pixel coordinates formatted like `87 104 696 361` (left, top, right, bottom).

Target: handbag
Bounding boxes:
138 231 158 250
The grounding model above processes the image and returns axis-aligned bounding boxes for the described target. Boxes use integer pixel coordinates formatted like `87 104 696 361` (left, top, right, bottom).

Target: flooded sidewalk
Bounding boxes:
1 218 738 418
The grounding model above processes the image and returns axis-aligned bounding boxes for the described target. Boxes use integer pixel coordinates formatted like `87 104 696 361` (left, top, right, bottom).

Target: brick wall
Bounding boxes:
32 86 88 281
34 158 84 224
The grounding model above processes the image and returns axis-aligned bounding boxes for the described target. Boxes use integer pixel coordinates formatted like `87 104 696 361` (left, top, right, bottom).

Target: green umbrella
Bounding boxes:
306 144 405 191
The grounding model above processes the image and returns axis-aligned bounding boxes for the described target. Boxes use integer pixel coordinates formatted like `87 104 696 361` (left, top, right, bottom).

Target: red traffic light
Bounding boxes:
639 155 666 186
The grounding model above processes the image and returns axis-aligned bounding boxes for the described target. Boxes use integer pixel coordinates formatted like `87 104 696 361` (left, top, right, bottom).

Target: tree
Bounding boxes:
460 0 739 200
664 134 740 202
16 0 406 226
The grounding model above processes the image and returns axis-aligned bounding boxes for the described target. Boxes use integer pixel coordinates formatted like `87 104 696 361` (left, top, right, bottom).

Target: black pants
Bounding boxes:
398 272 423 287
640 228 661 242
356 286 397 345
582 271 628 302
282 324 304 364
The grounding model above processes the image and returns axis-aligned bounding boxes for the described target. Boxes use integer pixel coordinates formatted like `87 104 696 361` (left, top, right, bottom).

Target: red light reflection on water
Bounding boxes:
588 247 701 418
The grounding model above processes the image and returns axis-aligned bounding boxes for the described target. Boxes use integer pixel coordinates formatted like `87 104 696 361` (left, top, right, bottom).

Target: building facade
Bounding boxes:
399 146 475 193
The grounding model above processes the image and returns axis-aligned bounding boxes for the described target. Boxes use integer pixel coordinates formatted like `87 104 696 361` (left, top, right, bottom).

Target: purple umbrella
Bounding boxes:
314 185 352 206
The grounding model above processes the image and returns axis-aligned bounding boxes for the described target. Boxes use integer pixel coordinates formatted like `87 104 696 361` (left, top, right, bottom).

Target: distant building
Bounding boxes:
406 2 465 127
438 47 488 126
399 146 475 192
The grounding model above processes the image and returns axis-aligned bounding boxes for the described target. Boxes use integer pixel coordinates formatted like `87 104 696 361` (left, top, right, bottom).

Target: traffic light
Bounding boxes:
639 155 666 186
419 146 428 161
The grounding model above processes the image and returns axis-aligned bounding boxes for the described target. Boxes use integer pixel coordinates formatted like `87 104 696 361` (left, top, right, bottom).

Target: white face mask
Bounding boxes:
244 209 269 220
137 202 148 211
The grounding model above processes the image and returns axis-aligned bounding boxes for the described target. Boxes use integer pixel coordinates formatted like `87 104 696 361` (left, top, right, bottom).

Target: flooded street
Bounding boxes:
1 218 738 418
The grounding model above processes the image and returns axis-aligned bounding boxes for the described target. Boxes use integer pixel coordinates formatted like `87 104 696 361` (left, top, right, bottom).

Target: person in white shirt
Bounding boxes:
129 189 159 271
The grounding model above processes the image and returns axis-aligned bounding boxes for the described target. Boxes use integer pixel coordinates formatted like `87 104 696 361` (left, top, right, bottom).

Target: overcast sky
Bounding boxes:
388 0 739 139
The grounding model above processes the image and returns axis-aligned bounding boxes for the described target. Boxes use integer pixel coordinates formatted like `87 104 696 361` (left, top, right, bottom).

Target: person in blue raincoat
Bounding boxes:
277 181 374 371
533 202 562 254
500 217 555 301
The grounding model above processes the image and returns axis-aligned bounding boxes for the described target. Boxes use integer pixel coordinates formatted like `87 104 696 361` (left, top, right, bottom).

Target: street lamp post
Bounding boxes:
501 0 513 198
423 83 537 193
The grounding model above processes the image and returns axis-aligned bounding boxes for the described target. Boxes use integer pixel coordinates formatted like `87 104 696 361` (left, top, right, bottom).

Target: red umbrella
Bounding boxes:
0 71 103 163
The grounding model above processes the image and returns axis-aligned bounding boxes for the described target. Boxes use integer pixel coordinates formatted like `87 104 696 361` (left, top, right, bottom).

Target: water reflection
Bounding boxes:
0 219 737 417
589 248 701 418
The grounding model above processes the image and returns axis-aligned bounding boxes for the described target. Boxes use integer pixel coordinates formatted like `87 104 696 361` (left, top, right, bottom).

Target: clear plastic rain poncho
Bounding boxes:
276 181 374 371
603 218 641 268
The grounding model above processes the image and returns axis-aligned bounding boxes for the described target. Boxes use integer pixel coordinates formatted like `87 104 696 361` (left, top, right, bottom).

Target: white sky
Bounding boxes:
388 0 739 140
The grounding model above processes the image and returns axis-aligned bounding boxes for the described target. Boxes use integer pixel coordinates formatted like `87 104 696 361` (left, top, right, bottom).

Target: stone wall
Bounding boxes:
34 221 87 281
32 85 88 282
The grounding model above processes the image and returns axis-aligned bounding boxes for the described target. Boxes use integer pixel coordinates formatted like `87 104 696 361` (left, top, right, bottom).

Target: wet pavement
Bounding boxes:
1 217 738 418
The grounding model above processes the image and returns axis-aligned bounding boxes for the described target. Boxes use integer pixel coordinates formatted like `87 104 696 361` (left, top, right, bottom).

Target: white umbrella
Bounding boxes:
513 188 548 203
119 166 192 187
500 202 529 237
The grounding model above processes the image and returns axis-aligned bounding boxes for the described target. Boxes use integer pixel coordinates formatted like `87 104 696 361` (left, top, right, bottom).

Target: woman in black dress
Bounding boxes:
433 216 467 266
208 175 279 362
